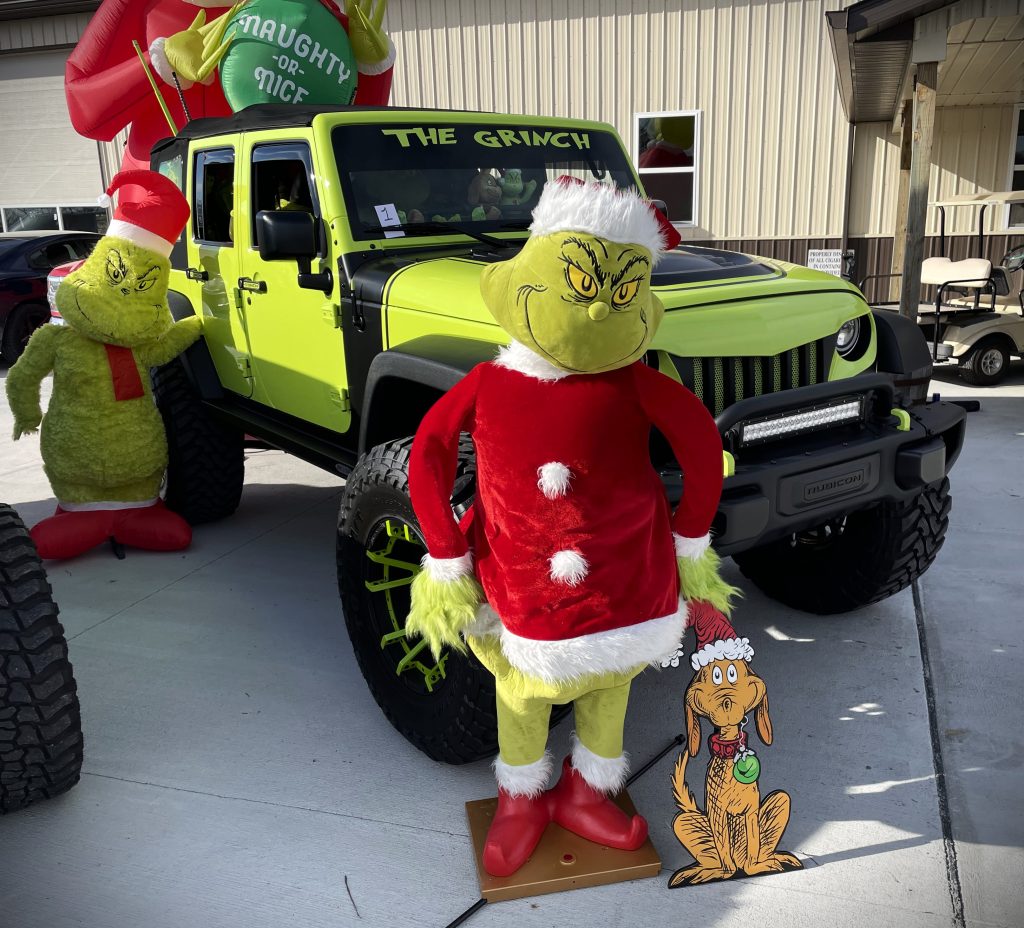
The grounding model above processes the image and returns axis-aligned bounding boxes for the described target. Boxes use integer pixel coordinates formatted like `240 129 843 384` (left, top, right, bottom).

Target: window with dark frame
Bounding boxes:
1008 105 1023 230
251 143 318 245
635 111 700 226
193 148 235 245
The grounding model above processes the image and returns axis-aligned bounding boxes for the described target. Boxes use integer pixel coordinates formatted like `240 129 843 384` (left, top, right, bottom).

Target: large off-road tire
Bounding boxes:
153 358 245 525
958 336 1012 387
337 437 572 764
0 504 83 812
734 478 951 615
1 302 49 365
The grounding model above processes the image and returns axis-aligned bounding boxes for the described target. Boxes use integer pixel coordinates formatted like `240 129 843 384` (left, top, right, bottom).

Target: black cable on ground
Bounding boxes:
441 732 686 926
912 580 966 928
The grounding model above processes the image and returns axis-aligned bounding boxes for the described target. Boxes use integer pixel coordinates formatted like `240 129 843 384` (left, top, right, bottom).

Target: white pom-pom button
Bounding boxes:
537 462 572 499
549 549 588 586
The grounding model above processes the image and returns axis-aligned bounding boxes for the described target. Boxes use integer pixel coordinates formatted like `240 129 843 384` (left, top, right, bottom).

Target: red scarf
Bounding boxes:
104 344 145 401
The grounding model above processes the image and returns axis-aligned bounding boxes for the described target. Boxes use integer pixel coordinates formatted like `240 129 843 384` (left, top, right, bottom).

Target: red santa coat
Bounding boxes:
66 0 393 199
410 342 724 684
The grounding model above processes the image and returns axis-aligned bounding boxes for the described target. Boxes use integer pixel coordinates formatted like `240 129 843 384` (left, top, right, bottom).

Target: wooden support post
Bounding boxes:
899 62 938 319
890 112 913 302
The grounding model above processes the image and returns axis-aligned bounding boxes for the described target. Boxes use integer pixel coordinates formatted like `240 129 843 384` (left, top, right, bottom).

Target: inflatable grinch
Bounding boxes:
66 0 394 200
406 178 738 877
5 171 202 560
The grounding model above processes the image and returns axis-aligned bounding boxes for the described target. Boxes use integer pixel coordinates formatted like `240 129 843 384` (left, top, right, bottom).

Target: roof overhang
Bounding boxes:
827 0 956 123
0 1 100 21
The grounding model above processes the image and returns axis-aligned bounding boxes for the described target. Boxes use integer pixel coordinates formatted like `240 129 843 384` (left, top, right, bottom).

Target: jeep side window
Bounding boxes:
194 149 235 245
251 143 319 244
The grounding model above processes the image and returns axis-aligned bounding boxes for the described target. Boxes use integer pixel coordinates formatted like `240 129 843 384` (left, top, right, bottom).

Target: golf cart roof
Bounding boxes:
932 191 1024 207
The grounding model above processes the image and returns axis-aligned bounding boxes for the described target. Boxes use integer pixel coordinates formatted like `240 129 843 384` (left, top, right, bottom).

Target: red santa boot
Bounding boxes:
30 506 116 559
482 754 553 877
112 500 191 552
547 746 648 850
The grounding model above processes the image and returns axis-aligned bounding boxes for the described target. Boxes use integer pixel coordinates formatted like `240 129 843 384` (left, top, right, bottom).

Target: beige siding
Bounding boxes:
0 12 90 53
386 0 851 241
849 104 1019 237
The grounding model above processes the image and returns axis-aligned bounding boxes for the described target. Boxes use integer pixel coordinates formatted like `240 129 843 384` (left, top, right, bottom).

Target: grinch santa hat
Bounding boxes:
98 170 190 259
689 600 754 670
529 176 682 260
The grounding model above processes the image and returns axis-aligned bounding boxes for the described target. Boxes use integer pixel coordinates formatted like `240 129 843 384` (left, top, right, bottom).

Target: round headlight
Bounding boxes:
837 317 862 356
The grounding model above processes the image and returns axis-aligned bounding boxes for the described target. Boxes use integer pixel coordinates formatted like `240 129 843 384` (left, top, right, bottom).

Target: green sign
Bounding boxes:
220 0 358 110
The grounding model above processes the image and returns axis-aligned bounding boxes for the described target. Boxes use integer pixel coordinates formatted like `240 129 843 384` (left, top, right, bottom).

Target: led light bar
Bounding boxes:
740 397 865 447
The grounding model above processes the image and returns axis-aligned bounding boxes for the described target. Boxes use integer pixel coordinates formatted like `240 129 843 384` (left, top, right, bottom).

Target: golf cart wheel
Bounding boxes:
734 477 951 615
153 357 245 524
337 436 500 763
0 504 83 812
1 303 48 365
958 336 1012 387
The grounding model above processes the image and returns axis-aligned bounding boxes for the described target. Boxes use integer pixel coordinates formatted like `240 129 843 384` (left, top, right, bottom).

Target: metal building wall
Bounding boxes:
386 0 851 242
0 12 90 52
849 105 1019 238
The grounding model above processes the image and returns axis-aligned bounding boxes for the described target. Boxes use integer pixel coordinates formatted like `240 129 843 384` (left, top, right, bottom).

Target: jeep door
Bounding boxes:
235 136 351 434
185 139 254 398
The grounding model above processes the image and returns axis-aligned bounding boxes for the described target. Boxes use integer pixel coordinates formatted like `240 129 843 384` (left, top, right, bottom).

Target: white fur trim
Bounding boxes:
107 220 174 259
420 551 473 581
58 498 159 512
571 734 628 794
97 192 112 209
148 37 189 89
691 637 755 671
493 751 553 798
356 37 397 76
537 462 572 499
500 599 688 684
530 179 668 259
549 549 588 586
673 532 712 560
493 340 571 381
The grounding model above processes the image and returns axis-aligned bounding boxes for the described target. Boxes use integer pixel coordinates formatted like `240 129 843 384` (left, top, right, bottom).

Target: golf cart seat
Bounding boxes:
916 257 994 317
946 245 1024 314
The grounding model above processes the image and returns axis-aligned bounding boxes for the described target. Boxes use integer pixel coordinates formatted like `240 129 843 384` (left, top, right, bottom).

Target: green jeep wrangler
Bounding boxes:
147 104 966 764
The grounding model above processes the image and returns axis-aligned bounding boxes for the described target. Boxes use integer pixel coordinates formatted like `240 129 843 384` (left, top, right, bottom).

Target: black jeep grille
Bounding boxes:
665 336 837 417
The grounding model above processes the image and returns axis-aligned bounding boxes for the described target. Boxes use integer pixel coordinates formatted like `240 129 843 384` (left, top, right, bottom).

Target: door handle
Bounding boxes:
238 277 267 294
186 267 209 281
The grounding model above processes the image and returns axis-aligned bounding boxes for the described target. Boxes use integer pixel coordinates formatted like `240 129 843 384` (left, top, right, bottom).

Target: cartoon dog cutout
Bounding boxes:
668 602 801 887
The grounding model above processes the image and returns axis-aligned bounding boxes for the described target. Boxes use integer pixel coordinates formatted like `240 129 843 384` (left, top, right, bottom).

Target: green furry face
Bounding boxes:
481 232 664 373
56 238 172 347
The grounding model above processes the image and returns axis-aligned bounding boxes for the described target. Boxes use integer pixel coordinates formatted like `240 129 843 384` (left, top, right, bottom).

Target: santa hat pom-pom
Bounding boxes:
97 192 113 209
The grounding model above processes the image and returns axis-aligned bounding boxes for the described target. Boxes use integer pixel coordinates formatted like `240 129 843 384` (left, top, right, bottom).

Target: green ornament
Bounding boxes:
733 752 760 784
220 0 358 111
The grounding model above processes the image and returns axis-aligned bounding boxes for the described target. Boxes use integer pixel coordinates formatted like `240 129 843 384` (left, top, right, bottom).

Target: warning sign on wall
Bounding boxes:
806 249 845 278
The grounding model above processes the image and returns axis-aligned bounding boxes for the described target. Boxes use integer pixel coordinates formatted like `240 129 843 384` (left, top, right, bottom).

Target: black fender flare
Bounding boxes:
165 289 224 400
359 335 498 455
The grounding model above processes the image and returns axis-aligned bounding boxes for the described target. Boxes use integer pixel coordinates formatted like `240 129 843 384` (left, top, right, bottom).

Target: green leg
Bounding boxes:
571 680 634 792
493 677 554 796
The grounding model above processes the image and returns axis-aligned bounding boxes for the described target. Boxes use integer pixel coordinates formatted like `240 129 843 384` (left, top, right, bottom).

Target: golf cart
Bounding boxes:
864 191 1024 386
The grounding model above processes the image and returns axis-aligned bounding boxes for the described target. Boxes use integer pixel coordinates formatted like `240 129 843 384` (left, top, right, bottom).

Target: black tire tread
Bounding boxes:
0 503 83 812
735 478 951 615
153 359 245 525
337 437 502 764
958 336 1012 387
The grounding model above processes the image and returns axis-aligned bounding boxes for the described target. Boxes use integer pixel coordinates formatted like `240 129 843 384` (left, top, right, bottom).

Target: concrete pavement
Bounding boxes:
0 360 1021 928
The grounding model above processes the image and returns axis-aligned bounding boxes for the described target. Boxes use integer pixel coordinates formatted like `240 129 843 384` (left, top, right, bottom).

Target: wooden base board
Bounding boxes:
465 791 662 903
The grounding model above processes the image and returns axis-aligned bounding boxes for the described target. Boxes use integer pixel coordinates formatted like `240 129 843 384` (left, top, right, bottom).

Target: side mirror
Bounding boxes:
256 210 318 262
650 198 669 219
255 209 333 295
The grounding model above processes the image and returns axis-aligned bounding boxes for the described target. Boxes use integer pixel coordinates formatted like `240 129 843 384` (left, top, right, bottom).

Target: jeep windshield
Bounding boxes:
333 122 639 242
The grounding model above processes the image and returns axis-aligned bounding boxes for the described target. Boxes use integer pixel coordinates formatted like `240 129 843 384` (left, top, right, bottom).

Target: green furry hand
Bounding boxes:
12 416 41 440
406 569 484 660
677 547 742 616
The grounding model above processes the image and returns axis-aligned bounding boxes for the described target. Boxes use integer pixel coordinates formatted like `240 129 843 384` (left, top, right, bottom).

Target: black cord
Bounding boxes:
443 897 486 928
172 73 192 124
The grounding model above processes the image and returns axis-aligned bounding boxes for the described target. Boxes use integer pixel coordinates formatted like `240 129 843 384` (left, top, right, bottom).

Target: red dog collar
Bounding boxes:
708 730 747 760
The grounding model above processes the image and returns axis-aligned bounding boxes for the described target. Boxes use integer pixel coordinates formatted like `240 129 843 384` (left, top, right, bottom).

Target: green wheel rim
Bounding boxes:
364 518 449 693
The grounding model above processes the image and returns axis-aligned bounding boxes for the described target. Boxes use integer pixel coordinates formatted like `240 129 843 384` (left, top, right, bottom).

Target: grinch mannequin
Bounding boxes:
407 179 738 877
6 171 202 559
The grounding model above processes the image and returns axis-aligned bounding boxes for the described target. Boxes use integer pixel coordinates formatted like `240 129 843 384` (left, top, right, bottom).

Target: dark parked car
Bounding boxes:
0 232 101 363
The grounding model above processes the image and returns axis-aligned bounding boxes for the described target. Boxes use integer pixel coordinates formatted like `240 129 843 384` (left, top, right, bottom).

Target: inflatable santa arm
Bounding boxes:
64 0 161 142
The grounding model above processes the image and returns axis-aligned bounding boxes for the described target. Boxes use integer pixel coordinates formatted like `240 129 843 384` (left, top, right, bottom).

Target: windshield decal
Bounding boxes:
379 127 591 151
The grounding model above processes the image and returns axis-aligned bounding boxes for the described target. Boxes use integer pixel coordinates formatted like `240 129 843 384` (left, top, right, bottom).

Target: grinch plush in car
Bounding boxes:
406 177 737 877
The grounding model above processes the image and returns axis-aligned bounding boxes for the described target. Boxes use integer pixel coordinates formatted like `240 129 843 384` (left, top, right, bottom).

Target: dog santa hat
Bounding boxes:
529 175 683 259
98 170 190 258
689 600 755 670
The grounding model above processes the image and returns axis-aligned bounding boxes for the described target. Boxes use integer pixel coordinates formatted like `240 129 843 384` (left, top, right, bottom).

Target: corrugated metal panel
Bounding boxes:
386 0 851 241
0 12 90 52
848 105 1019 237
0 48 102 205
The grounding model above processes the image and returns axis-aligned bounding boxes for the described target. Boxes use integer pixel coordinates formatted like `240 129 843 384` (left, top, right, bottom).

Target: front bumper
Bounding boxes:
661 373 967 556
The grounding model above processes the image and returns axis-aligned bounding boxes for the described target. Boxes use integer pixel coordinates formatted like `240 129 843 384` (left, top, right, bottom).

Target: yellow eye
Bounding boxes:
612 279 640 307
136 269 158 292
567 263 598 299
106 254 125 284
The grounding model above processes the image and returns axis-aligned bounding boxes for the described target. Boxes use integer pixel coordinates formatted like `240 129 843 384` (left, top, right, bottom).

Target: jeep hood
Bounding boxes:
377 248 868 358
